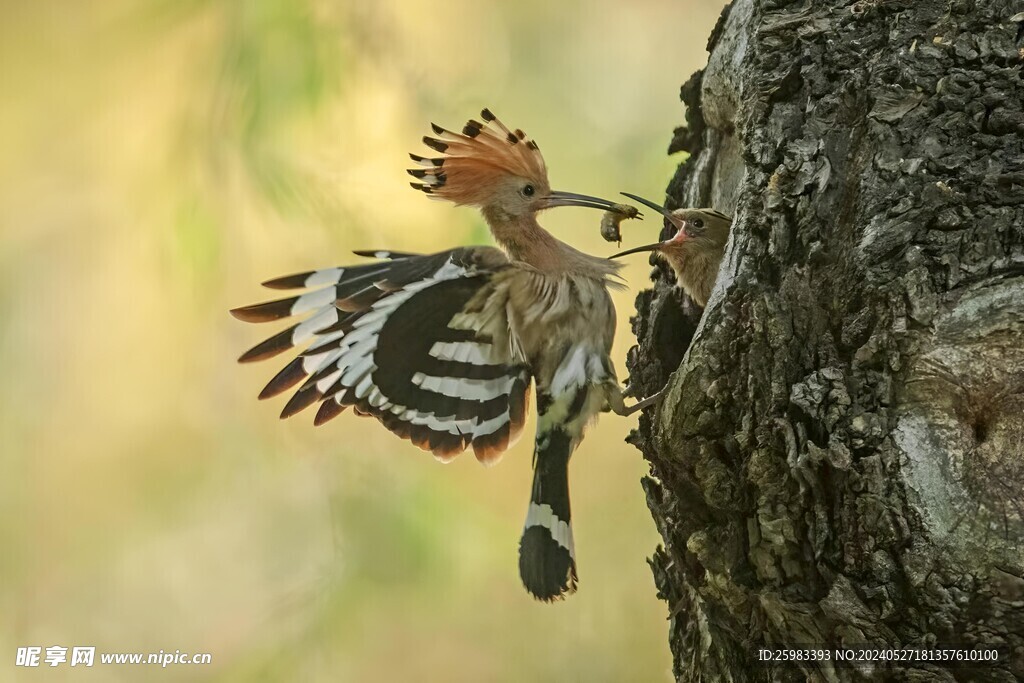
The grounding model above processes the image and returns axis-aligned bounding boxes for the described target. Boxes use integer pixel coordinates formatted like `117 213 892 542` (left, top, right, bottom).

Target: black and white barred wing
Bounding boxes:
231 248 532 464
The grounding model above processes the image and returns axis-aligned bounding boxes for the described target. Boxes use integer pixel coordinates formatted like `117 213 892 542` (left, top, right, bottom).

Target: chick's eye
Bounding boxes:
692 218 704 229
522 184 535 197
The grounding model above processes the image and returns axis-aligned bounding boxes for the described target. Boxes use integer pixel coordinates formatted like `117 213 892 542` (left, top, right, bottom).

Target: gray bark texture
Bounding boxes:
626 1 1024 680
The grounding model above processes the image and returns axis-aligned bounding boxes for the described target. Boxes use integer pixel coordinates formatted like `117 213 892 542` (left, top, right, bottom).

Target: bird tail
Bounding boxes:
519 426 577 601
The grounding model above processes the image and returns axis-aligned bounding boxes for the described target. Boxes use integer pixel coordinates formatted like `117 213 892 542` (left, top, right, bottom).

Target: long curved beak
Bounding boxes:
542 190 626 211
609 242 664 259
619 192 675 219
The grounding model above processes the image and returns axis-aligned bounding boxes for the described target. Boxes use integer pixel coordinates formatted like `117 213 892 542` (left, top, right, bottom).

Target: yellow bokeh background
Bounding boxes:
1 1 725 680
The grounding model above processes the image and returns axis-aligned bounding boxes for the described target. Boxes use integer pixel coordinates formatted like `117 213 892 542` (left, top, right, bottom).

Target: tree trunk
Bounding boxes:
627 1 1024 680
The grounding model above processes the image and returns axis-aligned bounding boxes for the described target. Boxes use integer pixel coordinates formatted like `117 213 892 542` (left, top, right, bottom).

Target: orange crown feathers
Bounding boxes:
407 109 549 206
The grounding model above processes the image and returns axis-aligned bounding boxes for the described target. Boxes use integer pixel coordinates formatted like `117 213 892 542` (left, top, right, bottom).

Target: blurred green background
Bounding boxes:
1 1 725 680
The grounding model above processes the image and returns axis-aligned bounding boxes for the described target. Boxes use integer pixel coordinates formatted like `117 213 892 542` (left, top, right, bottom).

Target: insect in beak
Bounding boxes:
609 193 682 258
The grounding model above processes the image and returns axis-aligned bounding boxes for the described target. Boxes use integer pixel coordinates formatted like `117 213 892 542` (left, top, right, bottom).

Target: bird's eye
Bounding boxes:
692 218 705 229
522 184 535 197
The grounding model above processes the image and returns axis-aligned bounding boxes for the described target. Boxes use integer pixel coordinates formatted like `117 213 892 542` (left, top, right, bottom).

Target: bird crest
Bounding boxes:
408 108 549 206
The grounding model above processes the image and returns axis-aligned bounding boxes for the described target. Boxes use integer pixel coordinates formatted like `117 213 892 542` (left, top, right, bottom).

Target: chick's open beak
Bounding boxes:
609 241 666 259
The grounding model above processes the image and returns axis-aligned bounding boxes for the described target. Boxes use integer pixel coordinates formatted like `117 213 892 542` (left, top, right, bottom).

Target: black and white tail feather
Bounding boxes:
232 247 531 464
517 348 615 601
519 424 578 600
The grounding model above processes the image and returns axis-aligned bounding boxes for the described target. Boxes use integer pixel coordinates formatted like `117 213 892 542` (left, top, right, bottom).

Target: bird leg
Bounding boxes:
607 384 666 417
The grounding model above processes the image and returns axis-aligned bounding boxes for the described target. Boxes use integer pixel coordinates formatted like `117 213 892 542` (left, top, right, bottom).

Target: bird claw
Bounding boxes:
609 386 666 417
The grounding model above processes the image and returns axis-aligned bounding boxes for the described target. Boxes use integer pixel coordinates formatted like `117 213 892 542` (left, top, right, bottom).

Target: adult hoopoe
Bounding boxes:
232 110 653 601
612 194 731 308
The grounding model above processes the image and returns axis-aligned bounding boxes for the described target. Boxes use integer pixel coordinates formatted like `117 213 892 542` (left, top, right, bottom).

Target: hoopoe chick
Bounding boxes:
231 109 651 602
611 193 732 308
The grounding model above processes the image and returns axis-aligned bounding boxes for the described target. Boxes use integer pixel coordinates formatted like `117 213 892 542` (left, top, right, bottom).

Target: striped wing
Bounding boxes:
232 248 532 464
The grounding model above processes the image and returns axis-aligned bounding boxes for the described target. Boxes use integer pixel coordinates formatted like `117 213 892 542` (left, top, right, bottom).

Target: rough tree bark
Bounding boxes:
626 1 1024 680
